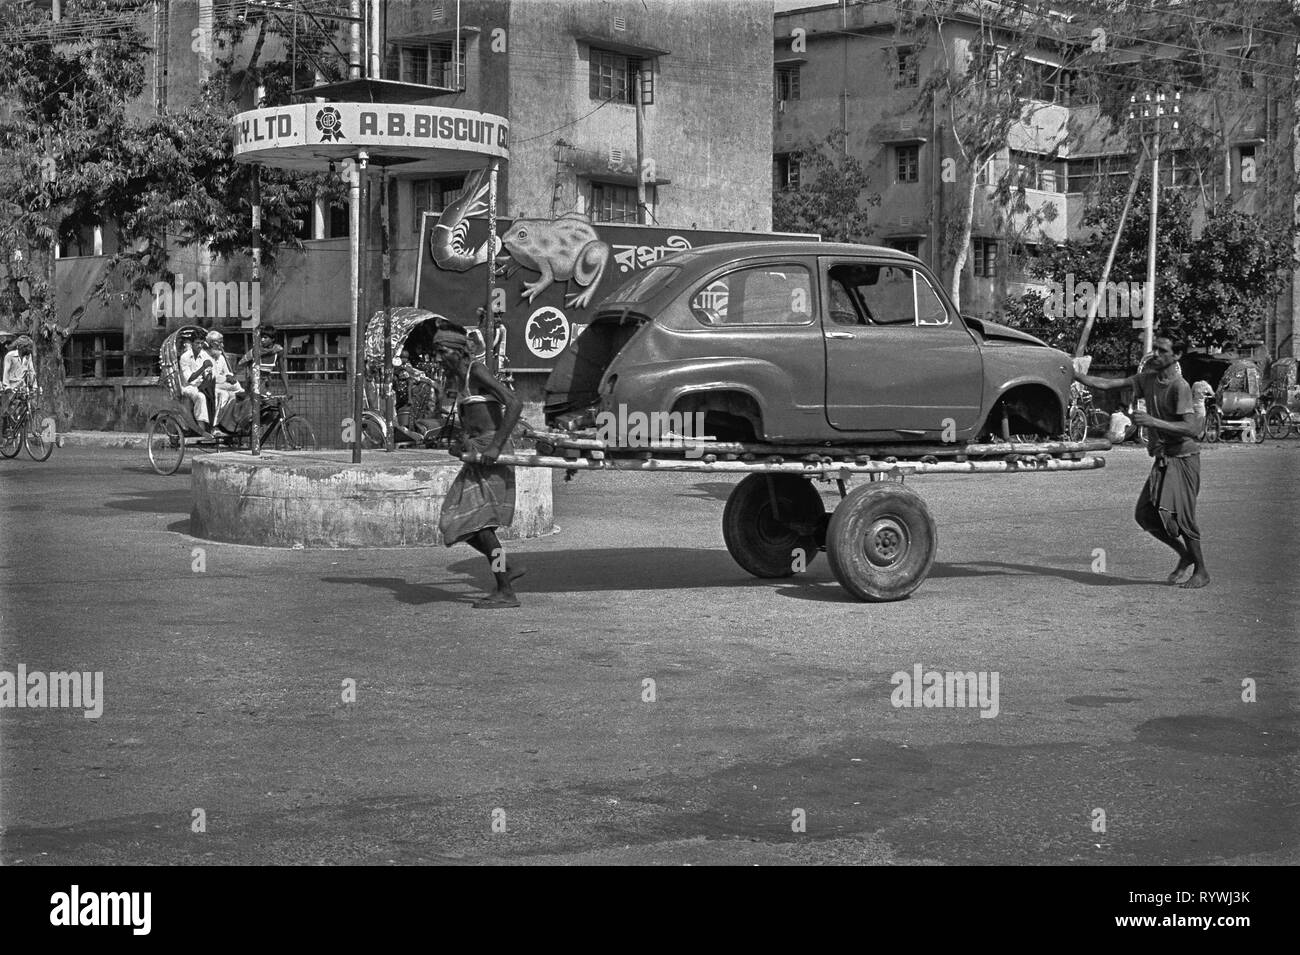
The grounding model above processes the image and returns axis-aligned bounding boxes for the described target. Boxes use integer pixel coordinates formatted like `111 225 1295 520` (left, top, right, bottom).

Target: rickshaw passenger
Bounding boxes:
201 331 244 433
178 334 211 431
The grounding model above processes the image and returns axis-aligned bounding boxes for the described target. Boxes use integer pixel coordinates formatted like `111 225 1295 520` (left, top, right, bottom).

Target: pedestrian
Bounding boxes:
431 325 527 608
1074 335 1209 589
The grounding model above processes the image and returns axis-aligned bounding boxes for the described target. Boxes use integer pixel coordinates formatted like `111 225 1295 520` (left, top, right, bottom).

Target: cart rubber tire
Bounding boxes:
275 415 317 450
147 414 186 475
826 482 937 602
722 473 825 578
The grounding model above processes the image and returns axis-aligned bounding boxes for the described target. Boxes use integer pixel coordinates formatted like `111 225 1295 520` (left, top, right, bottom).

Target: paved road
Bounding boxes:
2 443 1297 864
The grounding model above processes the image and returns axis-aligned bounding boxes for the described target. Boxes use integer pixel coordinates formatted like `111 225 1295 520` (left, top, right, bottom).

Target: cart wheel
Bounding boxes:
275 415 317 450
24 418 52 461
0 415 21 459
1203 409 1221 443
1067 407 1088 443
147 414 186 475
1265 406 1290 440
826 482 937 602
722 474 825 578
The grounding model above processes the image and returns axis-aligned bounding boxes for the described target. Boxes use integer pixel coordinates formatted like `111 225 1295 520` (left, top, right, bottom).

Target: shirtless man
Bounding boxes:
1074 335 1209 589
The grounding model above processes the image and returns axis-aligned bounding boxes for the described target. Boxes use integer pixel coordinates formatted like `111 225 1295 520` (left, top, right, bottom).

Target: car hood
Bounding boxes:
964 316 1049 347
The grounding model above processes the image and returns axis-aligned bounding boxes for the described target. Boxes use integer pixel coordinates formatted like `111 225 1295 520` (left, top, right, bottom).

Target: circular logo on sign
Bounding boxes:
524 307 570 360
316 106 344 142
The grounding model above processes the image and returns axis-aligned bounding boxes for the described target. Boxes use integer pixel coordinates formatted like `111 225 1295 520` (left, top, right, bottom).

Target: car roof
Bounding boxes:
659 240 922 269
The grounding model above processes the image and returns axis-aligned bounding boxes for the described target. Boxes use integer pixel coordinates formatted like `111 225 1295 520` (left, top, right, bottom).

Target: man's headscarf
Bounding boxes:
432 327 469 351
11 335 33 350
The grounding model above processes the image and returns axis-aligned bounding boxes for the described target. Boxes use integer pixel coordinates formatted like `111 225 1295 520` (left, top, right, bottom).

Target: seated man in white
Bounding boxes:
200 330 244 433
178 332 211 433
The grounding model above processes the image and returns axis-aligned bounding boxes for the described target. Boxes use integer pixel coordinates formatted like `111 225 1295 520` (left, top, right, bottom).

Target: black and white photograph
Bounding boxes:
0 0 1295 903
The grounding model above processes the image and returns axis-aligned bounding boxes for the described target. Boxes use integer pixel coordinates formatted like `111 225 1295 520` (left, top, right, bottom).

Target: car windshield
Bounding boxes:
598 265 680 307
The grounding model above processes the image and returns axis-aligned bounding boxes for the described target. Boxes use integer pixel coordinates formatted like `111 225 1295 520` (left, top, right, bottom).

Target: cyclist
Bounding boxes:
233 325 291 431
0 335 37 426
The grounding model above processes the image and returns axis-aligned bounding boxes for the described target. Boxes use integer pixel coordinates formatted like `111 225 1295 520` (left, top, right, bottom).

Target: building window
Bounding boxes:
284 329 350 381
894 46 919 88
885 238 921 258
773 153 800 191
411 176 466 234
972 239 997 278
590 181 653 223
63 332 124 379
776 65 800 102
1066 155 1132 194
971 44 1001 85
590 47 646 104
386 39 466 88
896 145 919 183
1008 150 1063 192
1024 60 1075 105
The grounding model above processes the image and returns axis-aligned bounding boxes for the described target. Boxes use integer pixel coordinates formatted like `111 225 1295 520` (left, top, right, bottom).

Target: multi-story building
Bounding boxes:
40 0 773 434
773 0 1298 360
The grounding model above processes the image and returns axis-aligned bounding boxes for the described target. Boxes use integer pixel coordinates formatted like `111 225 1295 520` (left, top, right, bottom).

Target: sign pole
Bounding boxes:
349 152 366 463
381 166 394 451
485 159 499 374
249 165 263 454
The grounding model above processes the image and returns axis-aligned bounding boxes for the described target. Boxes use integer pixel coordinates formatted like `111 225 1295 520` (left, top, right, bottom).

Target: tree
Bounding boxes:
0 1 341 423
772 130 881 242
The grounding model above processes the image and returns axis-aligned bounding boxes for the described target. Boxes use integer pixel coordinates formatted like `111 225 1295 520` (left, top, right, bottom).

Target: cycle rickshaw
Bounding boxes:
1205 357 1267 443
1264 357 1300 439
146 325 318 474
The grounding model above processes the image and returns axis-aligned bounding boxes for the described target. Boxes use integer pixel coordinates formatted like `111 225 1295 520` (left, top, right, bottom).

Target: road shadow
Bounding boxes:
120 464 192 476
103 489 192 515
319 576 478 605
674 481 739 502
929 560 1154 587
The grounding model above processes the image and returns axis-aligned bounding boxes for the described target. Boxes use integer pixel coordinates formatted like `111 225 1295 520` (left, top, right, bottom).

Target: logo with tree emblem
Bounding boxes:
525 307 569 359
316 106 344 142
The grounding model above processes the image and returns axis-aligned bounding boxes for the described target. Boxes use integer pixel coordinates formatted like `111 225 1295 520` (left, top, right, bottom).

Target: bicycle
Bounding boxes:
0 387 54 462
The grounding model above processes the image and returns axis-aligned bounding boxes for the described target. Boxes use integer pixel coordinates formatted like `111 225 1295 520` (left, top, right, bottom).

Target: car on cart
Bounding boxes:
544 241 1076 445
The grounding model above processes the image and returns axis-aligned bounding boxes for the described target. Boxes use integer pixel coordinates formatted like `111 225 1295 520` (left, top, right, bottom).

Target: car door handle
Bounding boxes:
824 331 855 340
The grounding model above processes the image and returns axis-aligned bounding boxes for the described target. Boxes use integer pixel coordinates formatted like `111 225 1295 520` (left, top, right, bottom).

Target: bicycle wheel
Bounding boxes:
1203 409 1221 443
1 411 21 458
1253 411 1267 443
24 416 52 461
147 414 186 475
1265 406 1291 440
275 415 317 450
1067 407 1088 442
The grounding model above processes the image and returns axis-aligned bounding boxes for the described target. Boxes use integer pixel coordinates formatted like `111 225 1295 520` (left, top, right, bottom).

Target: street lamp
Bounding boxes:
1129 89 1180 355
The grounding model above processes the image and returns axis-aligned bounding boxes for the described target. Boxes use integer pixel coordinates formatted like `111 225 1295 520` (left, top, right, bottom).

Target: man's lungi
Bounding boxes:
438 431 516 546
1136 453 1200 541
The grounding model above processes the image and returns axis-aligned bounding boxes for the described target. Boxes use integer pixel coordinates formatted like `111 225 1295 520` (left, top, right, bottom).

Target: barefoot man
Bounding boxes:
432 325 527 608
1074 335 1209 589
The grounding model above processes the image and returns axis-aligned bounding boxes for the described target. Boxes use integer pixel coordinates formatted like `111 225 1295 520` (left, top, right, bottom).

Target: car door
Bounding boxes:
820 256 983 436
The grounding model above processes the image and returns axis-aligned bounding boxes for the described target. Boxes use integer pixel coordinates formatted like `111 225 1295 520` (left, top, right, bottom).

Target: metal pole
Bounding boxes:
635 83 646 224
250 167 263 454
381 167 394 451
484 159 499 374
349 153 366 463
368 0 380 79
349 0 362 80
1143 122 1159 355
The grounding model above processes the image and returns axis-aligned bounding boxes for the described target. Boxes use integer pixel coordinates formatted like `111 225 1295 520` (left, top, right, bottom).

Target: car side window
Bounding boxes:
690 264 813 326
830 262 950 328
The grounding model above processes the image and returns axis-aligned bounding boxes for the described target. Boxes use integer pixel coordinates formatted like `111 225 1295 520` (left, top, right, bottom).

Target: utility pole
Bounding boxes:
1130 89 1179 355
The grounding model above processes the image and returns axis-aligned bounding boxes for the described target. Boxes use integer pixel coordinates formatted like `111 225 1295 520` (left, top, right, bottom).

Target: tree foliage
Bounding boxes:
772 130 881 242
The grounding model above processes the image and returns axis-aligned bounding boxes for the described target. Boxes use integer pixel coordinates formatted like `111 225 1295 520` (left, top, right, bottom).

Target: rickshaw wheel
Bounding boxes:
1252 411 1267 443
147 414 186 475
1265 406 1291 440
1203 410 1221 444
1067 407 1088 443
361 411 387 449
275 416 317 451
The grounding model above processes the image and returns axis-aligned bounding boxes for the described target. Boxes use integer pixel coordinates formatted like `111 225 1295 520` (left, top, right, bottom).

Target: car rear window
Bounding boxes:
689 264 813 326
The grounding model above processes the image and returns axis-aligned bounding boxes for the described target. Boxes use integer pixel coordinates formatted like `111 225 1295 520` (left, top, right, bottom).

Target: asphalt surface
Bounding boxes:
1 442 1297 865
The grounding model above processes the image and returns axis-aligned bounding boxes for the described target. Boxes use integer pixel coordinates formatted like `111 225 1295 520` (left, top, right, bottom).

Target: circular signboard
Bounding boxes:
524 307 570 360
233 103 509 173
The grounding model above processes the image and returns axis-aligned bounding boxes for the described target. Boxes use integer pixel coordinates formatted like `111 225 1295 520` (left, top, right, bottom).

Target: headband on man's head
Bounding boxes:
432 328 470 350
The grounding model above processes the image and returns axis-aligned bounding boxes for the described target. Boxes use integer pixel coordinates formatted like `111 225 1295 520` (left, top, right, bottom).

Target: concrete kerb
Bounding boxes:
189 449 554 548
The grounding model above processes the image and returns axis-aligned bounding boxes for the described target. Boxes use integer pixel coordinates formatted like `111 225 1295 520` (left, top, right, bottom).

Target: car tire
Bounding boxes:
826 482 936 602
722 474 824 578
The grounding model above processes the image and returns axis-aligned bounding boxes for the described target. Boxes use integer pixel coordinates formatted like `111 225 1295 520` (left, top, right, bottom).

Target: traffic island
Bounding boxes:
190 449 553 547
